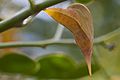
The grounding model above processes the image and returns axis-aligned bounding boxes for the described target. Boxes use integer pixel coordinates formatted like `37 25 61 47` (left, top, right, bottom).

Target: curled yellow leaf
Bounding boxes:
44 3 93 76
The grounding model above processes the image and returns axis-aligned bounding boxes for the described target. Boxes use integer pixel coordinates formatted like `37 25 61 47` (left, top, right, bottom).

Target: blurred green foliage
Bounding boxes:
0 53 39 75
94 28 120 76
0 52 100 79
89 0 120 37
35 54 99 79
35 54 77 79
75 0 92 4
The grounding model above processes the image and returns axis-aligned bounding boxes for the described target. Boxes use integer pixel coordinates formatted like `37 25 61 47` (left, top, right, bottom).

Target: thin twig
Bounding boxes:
0 0 67 33
0 39 75 49
53 24 64 40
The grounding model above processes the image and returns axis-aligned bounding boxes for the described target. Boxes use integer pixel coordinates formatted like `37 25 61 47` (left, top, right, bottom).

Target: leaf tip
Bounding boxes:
85 55 92 76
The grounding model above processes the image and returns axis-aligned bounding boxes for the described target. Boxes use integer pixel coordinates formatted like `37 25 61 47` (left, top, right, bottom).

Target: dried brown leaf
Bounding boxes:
44 3 93 76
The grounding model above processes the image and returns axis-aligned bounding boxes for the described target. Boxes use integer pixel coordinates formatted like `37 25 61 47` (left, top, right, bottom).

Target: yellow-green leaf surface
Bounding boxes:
94 27 120 79
44 3 93 76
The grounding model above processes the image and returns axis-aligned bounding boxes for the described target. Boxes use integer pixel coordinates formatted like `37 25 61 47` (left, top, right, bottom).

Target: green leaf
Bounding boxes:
75 0 93 4
70 59 100 78
35 54 77 79
0 52 40 75
34 53 100 79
